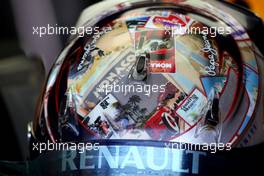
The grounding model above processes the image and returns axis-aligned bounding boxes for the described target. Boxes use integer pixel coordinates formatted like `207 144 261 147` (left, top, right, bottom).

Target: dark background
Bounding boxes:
0 0 262 161
0 0 101 161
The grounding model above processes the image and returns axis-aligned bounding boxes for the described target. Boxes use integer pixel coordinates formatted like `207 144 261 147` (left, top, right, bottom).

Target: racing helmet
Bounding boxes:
30 0 264 175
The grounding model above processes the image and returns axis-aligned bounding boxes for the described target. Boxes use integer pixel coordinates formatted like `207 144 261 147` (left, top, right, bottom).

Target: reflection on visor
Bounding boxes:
33 1 264 170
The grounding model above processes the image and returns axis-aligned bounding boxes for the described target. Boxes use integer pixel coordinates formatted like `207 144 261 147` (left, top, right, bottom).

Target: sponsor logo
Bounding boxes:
150 63 172 69
62 145 206 174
